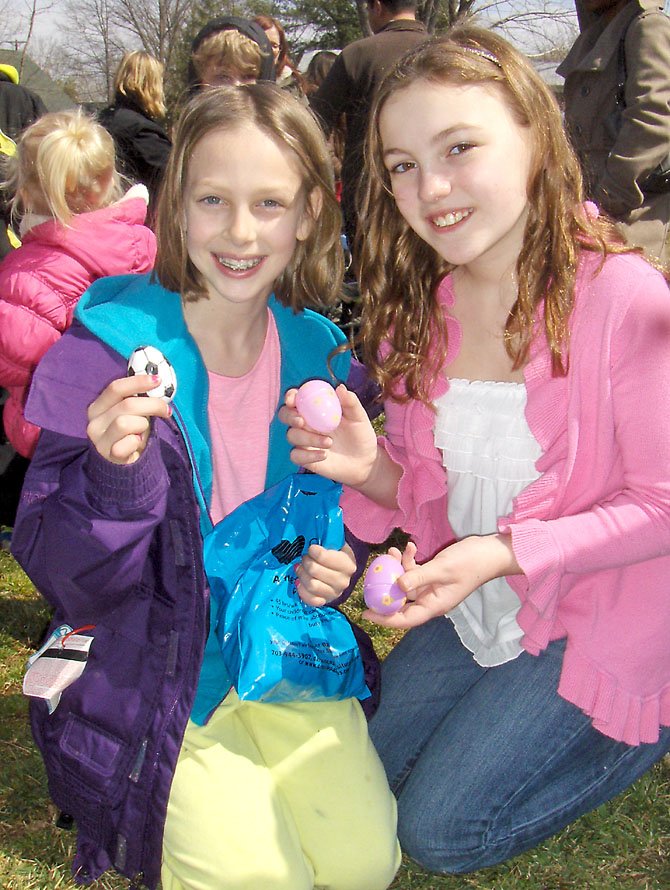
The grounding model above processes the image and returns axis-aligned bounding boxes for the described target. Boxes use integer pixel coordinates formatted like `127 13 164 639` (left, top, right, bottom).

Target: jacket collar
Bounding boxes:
378 19 428 34
558 0 654 75
74 273 349 535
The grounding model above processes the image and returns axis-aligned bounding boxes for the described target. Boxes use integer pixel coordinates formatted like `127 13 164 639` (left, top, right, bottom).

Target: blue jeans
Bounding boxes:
369 618 670 874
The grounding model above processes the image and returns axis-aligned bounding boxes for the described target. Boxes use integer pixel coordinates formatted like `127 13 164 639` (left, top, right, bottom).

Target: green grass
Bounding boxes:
2 546 670 889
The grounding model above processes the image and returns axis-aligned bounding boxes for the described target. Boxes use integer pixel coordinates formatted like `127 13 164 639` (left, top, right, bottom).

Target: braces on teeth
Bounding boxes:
219 257 260 270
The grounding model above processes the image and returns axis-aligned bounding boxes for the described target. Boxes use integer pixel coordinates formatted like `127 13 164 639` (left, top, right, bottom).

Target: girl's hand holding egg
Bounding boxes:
295 380 342 434
280 382 380 490
363 553 407 615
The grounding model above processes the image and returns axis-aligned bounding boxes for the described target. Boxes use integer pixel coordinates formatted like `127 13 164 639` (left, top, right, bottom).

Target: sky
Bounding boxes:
14 0 574 51
14 0 670 53
8 0 68 46
29 2 67 43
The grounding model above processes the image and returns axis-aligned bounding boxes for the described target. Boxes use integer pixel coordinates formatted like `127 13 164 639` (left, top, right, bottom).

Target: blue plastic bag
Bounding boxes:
203 473 370 704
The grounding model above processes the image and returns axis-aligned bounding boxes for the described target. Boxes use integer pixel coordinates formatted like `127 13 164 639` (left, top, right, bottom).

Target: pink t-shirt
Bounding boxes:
207 311 280 524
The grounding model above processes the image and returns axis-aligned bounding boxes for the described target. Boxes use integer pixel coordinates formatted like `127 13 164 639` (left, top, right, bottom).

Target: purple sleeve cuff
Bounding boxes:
84 433 169 518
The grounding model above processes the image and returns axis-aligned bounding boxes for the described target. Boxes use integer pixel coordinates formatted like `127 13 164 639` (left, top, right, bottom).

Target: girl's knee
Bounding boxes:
162 849 313 890
314 836 401 890
398 820 504 876
368 838 402 890
396 793 504 876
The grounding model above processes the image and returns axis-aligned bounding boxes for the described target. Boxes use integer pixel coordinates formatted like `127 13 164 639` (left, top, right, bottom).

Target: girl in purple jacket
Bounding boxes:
281 25 670 877
13 85 398 890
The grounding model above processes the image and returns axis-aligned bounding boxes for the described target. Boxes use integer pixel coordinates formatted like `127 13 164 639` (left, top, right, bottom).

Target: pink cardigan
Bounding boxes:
342 251 670 745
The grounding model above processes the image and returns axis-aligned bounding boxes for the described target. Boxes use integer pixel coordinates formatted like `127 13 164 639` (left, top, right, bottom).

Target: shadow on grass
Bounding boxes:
0 594 52 648
0 689 72 875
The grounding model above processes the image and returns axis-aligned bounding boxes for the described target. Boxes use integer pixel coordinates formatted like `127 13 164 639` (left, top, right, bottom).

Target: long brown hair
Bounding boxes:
358 26 636 403
254 14 301 84
154 83 343 311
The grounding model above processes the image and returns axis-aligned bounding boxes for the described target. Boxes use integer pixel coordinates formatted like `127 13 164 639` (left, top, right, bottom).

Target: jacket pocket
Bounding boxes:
60 713 126 782
29 619 152 830
30 698 126 846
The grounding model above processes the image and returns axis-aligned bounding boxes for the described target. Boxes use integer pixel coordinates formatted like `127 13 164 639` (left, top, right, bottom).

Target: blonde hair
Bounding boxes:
358 26 640 404
155 83 344 311
114 50 166 120
191 29 263 84
5 108 121 225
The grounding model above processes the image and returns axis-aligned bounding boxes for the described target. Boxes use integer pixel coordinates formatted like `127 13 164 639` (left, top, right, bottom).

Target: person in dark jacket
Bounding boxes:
0 63 47 259
309 0 427 253
0 63 46 142
99 51 172 214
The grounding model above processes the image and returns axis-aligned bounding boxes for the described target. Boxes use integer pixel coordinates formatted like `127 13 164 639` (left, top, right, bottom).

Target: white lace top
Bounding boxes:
433 378 542 666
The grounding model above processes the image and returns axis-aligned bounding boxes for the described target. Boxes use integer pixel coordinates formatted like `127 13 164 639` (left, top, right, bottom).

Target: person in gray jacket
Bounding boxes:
559 0 670 262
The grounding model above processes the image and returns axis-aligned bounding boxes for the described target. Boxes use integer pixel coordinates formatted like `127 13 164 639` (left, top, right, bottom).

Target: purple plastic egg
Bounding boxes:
363 554 406 615
295 380 342 434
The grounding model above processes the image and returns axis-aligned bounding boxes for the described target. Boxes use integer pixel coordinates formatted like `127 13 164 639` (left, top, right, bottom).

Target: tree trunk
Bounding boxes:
355 0 372 37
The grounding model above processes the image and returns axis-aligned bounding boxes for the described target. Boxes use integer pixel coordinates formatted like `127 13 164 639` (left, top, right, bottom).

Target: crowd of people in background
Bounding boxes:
1 1 670 888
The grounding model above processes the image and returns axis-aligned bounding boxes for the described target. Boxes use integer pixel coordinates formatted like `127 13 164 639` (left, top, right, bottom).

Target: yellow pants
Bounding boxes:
161 690 400 890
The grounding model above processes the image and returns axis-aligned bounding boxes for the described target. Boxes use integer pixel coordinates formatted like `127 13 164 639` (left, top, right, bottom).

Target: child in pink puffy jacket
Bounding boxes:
0 108 157 460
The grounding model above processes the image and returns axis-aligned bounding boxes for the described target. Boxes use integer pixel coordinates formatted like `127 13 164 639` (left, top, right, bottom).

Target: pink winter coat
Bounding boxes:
0 187 157 457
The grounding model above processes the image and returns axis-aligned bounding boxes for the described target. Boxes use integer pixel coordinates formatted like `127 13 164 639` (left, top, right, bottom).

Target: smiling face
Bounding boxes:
183 123 313 312
379 78 534 279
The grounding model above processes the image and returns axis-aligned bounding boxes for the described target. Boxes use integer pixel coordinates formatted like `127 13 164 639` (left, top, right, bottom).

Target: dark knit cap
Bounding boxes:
187 16 276 90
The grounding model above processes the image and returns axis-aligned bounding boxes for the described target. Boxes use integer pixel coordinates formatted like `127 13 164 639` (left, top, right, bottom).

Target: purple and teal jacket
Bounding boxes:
12 272 380 888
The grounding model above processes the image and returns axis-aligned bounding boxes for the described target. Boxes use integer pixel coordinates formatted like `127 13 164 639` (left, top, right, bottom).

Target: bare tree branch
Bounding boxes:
7 0 580 105
113 0 195 65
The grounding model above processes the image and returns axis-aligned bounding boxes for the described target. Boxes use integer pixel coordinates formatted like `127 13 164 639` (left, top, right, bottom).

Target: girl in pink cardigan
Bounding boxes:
281 26 670 875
